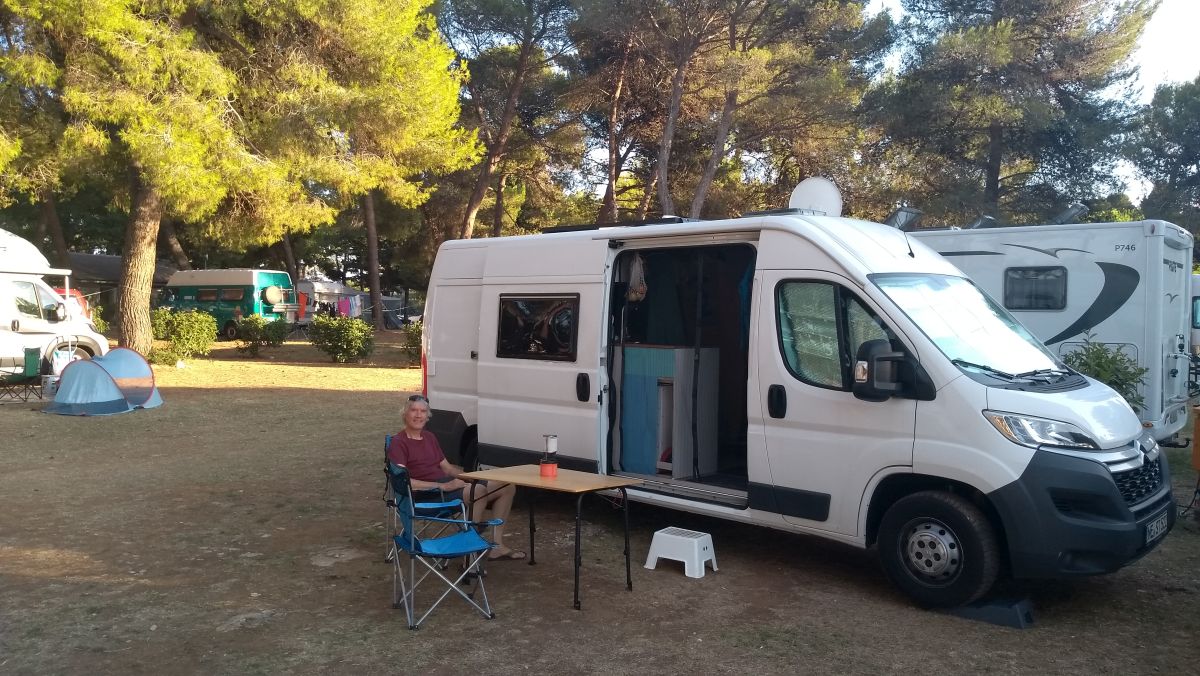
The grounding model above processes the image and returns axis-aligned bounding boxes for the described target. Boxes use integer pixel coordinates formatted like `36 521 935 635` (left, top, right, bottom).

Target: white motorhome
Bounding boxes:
912 221 1193 442
421 201 1175 608
0 228 108 368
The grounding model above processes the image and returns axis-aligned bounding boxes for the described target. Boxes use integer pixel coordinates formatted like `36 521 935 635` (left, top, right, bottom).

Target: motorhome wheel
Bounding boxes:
878 491 999 608
222 322 239 340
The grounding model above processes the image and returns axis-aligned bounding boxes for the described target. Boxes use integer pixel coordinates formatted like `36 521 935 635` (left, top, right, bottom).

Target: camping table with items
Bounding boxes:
458 465 642 610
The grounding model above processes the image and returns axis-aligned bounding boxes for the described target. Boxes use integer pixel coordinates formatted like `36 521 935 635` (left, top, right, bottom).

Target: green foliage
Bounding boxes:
1133 76 1200 231
90 304 109 334
399 322 422 362
309 314 375 363
151 307 175 341
164 310 218 359
1062 333 1148 411
235 315 290 357
147 346 181 366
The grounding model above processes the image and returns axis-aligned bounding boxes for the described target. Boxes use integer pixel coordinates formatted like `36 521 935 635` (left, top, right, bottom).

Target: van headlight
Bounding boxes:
983 410 1100 450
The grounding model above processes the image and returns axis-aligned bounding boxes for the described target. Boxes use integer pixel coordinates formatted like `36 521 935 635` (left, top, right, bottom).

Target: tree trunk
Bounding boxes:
657 60 691 216
984 123 1003 217
362 190 384 330
491 173 507 238
40 191 70 267
690 88 739 219
280 232 298 282
117 166 163 355
460 39 536 240
159 220 192 270
599 33 636 224
636 164 658 221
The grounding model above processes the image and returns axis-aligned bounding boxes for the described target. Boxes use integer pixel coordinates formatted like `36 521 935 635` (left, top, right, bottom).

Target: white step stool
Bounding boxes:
644 527 718 578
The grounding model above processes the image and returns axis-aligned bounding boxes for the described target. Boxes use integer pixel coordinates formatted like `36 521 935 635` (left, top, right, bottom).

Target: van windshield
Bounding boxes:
872 273 1062 377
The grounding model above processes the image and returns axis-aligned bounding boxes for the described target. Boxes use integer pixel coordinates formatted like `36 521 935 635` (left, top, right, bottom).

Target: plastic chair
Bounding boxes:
388 463 501 629
0 347 43 402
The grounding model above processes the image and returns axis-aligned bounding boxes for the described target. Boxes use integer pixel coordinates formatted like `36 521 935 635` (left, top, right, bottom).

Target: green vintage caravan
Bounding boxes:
160 269 299 339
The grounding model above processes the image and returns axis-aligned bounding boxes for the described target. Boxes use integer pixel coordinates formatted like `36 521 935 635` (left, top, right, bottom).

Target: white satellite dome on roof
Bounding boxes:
788 177 843 216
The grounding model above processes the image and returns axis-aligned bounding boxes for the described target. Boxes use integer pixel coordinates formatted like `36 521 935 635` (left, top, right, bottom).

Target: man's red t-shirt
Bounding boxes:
387 433 447 482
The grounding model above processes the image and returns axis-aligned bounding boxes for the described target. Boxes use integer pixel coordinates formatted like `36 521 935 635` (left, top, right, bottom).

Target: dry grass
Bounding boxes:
1 333 1198 674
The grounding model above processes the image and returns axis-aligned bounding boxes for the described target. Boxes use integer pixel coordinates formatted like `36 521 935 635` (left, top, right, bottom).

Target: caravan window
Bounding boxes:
220 288 245 301
1004 267 1066 310
496 295 579 361
197 289 219 302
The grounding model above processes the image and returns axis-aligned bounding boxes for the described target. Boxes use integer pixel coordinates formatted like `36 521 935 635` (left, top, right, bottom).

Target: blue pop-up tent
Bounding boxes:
44 347 163 416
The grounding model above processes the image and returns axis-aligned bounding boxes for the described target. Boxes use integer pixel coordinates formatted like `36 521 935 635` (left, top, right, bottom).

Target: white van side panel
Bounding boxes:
424 245 487 426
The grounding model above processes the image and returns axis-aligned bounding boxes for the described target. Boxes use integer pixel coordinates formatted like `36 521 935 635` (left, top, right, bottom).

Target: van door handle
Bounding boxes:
576 373 590 402
470 350 478 360
10 319 18 331
767 384 787 418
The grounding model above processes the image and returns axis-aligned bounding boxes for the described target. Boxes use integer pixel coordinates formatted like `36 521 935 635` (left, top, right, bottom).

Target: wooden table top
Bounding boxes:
458 465 643 493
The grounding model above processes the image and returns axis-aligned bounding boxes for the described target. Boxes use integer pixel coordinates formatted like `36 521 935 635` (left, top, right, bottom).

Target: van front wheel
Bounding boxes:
878 491 999 608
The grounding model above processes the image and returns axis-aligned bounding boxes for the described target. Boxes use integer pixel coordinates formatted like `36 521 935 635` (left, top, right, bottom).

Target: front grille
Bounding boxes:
1113 457 1163 505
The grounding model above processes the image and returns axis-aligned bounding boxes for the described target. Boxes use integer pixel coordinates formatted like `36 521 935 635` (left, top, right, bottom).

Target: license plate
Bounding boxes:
1145 510 1170 545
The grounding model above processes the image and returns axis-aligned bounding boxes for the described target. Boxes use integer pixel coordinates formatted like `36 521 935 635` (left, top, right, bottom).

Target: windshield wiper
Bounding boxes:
951 359 1016 380
1013 368 1072 380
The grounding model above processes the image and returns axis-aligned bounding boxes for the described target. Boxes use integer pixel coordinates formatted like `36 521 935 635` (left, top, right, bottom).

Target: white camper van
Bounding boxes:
912 221 1193 442
421 207 1175 608
0 228 108 367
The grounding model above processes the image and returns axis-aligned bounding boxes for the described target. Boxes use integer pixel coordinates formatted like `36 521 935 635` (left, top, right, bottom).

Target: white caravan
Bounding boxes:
912 221 1193 442
0 228 108 367
421 209 1175 608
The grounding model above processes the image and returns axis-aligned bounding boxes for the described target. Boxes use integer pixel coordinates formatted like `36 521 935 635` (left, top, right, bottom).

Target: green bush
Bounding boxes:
399 322 422 362
236 316 289 357
151 307 174 340
309 315 374 363
91 304 109 335
168 309 218 358
1062 333 1148 411
148 346 181 366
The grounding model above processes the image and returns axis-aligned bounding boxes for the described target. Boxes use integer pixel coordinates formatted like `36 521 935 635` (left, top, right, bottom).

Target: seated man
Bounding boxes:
388 394 525 560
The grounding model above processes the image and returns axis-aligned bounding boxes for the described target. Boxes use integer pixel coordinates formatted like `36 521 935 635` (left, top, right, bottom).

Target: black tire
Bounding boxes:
222 322 239 340
878 490 1000 608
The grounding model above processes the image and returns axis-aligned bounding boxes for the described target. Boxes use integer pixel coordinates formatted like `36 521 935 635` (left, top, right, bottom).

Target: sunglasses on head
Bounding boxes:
408 395 428 403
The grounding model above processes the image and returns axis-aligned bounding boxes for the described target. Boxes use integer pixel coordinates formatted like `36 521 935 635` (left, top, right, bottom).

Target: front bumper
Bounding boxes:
988 448 1176 578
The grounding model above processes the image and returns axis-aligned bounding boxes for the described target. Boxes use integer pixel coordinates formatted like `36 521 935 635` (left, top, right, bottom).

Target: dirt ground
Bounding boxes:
1 332 1198 674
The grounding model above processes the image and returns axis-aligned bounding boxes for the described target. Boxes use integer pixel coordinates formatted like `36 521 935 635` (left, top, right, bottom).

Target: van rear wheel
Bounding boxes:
878 490 999 608
221 322 239 340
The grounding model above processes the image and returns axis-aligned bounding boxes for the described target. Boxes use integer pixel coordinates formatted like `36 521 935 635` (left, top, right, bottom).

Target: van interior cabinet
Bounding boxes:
617 346 718 479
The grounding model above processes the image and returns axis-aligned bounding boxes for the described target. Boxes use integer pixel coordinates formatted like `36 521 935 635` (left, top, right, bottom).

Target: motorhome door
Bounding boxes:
753 270 917 536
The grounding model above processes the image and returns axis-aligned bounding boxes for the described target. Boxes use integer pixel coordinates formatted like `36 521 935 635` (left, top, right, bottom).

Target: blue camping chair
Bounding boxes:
383 435 466 563
388 463 502 629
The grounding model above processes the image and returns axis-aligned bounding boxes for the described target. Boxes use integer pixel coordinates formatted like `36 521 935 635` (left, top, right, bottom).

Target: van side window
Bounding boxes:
11 281 43 319
197 289 219 302
1004 266 1066 310
497 295 579 361
220 288 245 301
1193 297 1200 330
776 281 895 390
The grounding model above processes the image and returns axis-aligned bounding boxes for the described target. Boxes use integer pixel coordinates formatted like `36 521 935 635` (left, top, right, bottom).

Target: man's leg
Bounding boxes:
482 483 517 554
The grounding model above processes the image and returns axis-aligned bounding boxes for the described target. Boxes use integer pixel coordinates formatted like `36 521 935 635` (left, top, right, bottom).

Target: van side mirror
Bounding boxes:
852 339 936 402
52 303 67 322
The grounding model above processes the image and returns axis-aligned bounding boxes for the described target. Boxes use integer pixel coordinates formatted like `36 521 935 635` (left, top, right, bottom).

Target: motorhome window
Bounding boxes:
873 273 1060 375
497 295 579 361
34 284 59 318
775 282 891 390
11 281 42 319
220 288 245 301
197 289 219 302
1192 297 1200 329
1004 266 1066 310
